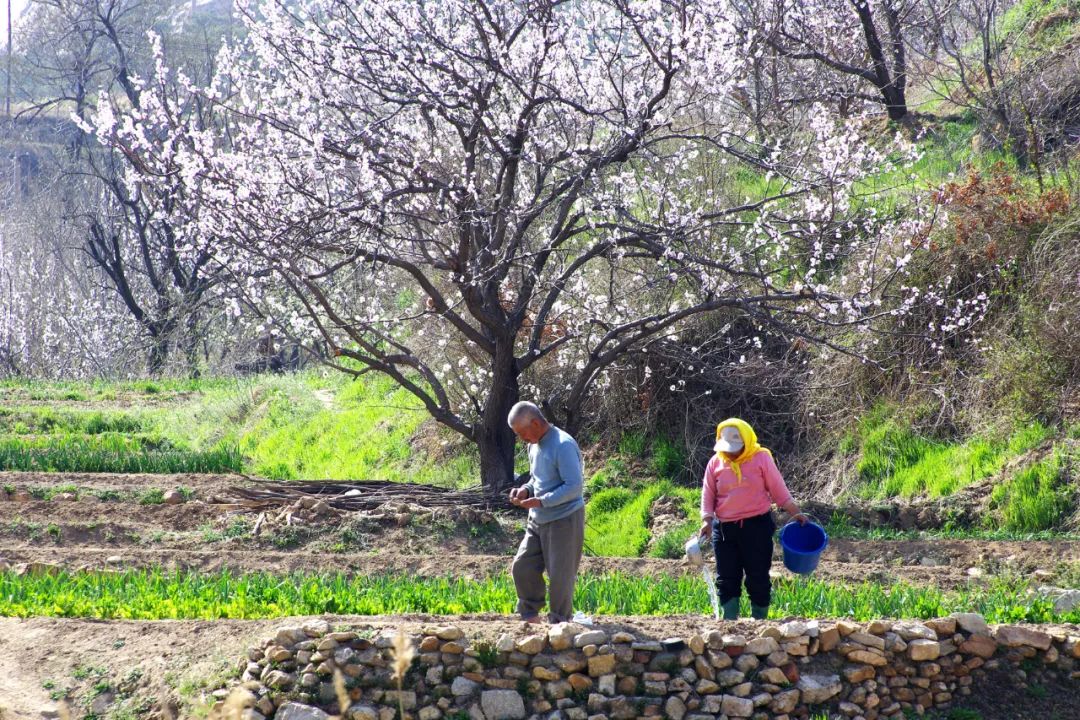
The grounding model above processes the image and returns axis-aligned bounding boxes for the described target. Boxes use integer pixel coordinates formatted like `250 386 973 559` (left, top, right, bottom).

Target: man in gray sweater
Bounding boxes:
507 401 585 624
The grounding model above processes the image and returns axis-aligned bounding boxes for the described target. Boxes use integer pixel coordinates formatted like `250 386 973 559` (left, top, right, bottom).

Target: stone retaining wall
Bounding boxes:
219 616 1080 720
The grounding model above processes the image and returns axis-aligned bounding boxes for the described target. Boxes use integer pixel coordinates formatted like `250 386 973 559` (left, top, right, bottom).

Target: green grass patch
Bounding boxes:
989 449 1074 532
585 480 699 557
0 406 146 435
159 373 478 486
0 568 1075 622
850 403 1053 499
824 515 1080 542
0 434 241 474
0 372 480 484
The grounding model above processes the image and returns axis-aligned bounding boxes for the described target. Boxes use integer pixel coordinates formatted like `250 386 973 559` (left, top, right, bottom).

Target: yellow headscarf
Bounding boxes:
715 418 772 484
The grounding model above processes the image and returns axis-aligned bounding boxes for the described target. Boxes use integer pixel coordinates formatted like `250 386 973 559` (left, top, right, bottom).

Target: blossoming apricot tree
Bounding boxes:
93 0 933 491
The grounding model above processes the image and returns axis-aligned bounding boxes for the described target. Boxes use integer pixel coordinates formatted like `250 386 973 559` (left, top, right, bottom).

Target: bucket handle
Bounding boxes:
780 512 825 530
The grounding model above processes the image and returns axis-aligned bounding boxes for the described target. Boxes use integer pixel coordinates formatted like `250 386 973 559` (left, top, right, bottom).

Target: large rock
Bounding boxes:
843 665 876 683
263 670 295 690
481 690 526 720
516 635 546 654
452 676 481 697
664 696 686 720
959 634 997 659
436 626 464 641
848 632 885 651
553 652 587 674
908 640 941 661
926 618 956 637
847 650 887 667
715 669 745 687
720 695 754 717
756 667 788 685
994 626 1052 650
745 637 779 656
346 705 379 720
277 703 330 720
275 626 307 647
586 654 616 677
778 621 807 639
797 674 841 704
1052 590 1080 614
574 630 609 648
548 623 583 651
302 619 331 637
818 626 840 652
893 622 936 641
769 689 800 714
950 613 990 636
383 692 417 710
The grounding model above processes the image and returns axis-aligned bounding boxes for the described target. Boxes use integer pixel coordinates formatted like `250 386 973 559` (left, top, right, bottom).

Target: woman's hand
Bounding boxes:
698 518 712 537
781 502 808 525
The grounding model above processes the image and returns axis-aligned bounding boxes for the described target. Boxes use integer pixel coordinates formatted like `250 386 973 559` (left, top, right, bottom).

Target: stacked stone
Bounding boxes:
219 616 1080 720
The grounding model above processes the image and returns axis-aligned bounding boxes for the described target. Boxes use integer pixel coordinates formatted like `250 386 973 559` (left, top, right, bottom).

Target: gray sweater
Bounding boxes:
524 425 585 524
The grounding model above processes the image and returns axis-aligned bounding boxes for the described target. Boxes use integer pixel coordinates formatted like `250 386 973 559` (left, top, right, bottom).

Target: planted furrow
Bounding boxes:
2 569 1078 623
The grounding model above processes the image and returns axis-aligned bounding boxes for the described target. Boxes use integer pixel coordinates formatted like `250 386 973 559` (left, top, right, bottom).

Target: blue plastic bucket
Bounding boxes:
779 520 828 575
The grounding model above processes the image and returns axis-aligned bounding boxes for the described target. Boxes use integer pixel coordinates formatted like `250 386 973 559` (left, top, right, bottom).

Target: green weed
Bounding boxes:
159 373 478 486
618 431 648 457
651 437 686 480
990 449 1074 531
851 403 1052 498
0 435 241 474
1 568 1074 622
585 481 699 557
945 709 982 720
138 489 165 505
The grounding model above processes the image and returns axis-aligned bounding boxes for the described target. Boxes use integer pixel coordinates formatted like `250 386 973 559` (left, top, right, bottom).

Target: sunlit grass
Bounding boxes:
0 434 242 474
155 372 480 486
847 403 1054 499
990 449 1074 532
0 568 1074 623
585 480 699 558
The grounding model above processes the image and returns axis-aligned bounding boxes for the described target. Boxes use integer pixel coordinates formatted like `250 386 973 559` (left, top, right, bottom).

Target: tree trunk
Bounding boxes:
477 344 521 498
147 333 168 376
184 310 202 379
884 86 907 121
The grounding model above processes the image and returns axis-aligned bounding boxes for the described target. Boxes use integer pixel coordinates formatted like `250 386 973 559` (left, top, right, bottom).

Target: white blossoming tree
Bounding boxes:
95 0 930 492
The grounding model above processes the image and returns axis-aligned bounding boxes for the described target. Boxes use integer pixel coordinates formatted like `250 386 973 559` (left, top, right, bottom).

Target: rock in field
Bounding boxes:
276 703 330 720
481 690 526 720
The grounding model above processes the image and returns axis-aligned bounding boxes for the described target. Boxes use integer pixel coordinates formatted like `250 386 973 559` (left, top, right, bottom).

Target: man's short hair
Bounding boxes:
507 401 546 427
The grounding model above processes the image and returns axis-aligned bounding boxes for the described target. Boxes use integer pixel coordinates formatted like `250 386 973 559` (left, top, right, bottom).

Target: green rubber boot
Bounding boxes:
721 598 740 620
751 604 769 620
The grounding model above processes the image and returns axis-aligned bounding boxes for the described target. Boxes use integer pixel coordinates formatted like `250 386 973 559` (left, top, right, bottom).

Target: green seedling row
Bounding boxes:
0 569 1075 623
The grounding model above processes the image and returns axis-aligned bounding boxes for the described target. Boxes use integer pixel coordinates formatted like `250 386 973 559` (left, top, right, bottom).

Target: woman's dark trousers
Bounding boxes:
711 511 775 617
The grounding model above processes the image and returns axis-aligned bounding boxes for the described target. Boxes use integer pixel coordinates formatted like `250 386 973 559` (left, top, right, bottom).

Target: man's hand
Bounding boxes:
509 485 532 507
698 518 712 538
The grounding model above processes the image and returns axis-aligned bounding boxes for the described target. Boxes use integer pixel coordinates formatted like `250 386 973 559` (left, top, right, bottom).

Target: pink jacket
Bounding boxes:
700 450 793 522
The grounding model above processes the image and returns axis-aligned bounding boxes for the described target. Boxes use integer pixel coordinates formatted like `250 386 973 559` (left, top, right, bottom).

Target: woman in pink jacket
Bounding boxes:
698 418 807 620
